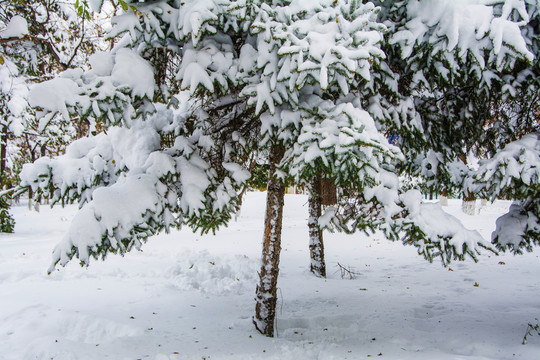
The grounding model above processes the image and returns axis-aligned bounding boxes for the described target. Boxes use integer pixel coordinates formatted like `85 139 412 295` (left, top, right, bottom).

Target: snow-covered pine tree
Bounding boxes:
241 0 407 335
375 0 538 201
313 0 538 266
352 0 539 258
18 0 401 337
17 0 539 339
19 0 253 270
0 12 28 226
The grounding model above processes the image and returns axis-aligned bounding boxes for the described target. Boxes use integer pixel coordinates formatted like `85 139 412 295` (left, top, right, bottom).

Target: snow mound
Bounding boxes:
0 15 28 39
0 304 143 359
62 315 143 344
165 250 258 294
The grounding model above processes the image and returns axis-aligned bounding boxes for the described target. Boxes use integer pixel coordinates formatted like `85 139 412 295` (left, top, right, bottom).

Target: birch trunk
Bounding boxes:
253 143 285 337
308 175 326 278
459 154 476 215
462 192 476 215
440 188 449 207
0 123 7 188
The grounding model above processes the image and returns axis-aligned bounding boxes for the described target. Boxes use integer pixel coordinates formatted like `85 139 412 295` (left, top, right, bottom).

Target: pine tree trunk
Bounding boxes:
308 175 326 278
440 188 449 207
253 143 285 337
28 188 33 211
462 192 476 215
458 154 476 215
0 123 7 188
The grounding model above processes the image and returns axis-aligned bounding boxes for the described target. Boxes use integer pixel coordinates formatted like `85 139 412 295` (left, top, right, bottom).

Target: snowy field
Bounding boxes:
1 192 539 360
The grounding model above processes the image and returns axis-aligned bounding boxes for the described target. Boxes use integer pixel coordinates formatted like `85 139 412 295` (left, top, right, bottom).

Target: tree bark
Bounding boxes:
459 154 476 215
253 143 285 337
462 192 476 215
440 188 449 207
308 175 326 278
0 123 7 188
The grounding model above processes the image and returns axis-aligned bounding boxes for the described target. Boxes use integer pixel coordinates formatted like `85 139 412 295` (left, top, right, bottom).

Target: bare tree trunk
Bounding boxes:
308 175 326 278
28 188 33 211
459 154 476 215
253 143 285 337
440 188 449 207
462 192 476 215
0 123 7 188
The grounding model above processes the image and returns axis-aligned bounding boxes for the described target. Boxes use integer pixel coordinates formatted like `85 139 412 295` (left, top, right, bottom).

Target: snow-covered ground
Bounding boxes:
1 192 539 360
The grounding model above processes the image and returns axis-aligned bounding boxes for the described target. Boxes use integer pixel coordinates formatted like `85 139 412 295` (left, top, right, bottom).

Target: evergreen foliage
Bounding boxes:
13 0 540 336
0 196 15 233
1 0 103 204
16 0 539 270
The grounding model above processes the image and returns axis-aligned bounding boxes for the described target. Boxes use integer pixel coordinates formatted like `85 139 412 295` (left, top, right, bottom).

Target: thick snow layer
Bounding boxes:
88 0 104 12
1 193 539 359
28 78 82 121
111 48 156 99
0 15 28 39
392 0 534 70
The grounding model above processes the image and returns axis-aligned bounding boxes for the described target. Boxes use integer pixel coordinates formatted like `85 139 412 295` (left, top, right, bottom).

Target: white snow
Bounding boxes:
88 0 104 13
0 16 29 39
392 0 534 69
27 78 82 121
111 48 156 99
88 52 114 77
1 192 539 359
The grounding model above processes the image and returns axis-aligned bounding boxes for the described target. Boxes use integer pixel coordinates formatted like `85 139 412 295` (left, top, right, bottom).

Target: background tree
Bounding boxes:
1 0 105 215
302 0 539 273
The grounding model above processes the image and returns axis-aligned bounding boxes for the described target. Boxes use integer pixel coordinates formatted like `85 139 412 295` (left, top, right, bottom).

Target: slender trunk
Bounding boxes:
253 143 285 337
440 188 449 207
459 154 476 215
462 192 476 215
0 123 7 188
308 175 326 278
28 188 33 211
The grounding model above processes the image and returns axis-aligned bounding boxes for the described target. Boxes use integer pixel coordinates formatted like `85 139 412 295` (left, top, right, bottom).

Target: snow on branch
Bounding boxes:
19 120 162 207
472 132 540 254
27 49 156 126
491 199 540 254
20 107 250 272
391 0 534 69
473 132 540 201
48 172 171 273
285 96 402 189
0 16 29 39
320 171 494 266
398 190 492 265
243 0 386 114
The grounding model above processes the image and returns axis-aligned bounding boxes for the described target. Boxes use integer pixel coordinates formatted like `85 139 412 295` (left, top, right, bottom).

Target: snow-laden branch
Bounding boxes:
391 0 534 71
473 132 540 201
0 16 29 39
320 170 495 266
470 132 540 253
27 48 156 125
284 96 403 189
20 108 250 272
